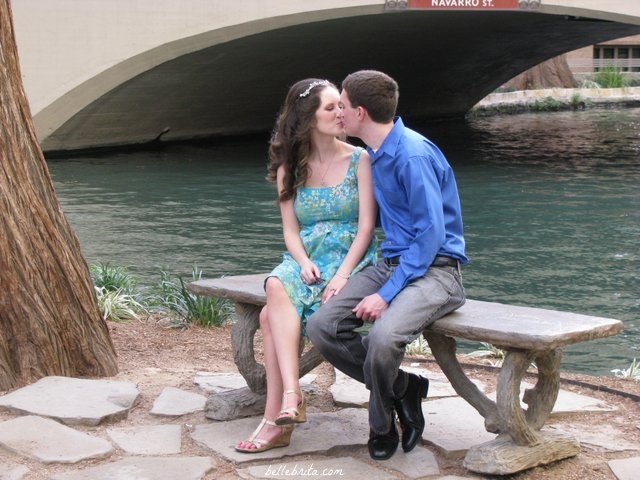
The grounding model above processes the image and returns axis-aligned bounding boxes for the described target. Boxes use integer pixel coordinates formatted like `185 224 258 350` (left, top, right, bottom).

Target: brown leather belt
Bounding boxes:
383 255 458 268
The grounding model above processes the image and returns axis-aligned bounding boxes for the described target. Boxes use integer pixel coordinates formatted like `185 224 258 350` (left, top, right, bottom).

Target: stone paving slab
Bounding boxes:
0 376 139 426
0 415 113 464
509 383 615 414
194 372 317 394
48 456 216 480
194 372 249 393
237 456 398 480
191 408 370 463
548 423 640 452
608 456 640 480
551 387 617 415
488 382 616 416
151 387 206 416
330 366 485 408
374 445 440 478
422 396 496 458
106 424 182 455
0 462 29 480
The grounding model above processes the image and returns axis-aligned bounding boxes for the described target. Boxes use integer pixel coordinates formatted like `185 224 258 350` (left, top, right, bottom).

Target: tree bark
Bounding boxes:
0 0 118 390
505 55 578 90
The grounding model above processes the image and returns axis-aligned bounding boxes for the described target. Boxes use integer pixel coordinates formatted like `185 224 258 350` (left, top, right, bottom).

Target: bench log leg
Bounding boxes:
231 303 266 393
231 302 325 395
424 331 502 433
424 332 579 474
464 348 580 474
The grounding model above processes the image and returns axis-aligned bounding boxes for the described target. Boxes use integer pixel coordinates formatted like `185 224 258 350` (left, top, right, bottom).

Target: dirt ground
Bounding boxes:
110 315 640 480
2 315 639 479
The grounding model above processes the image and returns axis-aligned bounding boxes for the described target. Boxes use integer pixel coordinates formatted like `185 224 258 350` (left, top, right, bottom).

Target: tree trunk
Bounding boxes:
505 55 578 90
0 0 118 391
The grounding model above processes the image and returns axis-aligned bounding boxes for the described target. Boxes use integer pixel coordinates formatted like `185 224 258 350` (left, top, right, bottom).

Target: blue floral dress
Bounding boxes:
269 147 378 334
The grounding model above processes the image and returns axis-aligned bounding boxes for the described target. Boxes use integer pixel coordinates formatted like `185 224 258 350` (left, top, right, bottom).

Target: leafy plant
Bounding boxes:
593 67 628 88
148 266 234 328
570 92 587 110
90 263 144 321
94 286 145 322
529 96 564 112
466 342 506 367
578 78 601 89
611 358 640 381
405 335 431 356
90 263 137 295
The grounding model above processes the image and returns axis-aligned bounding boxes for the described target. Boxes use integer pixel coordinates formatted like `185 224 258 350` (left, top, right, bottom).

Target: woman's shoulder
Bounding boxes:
338 141 369 161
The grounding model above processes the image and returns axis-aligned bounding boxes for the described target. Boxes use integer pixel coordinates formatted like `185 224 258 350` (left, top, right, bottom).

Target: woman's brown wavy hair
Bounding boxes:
266 78 336 202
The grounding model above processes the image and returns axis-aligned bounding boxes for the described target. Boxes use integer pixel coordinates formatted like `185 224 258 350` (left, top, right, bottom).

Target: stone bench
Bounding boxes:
188 273 623 475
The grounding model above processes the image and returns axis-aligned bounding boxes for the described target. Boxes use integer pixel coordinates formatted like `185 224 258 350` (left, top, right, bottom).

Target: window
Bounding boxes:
593 45 640 72
633 48 640 72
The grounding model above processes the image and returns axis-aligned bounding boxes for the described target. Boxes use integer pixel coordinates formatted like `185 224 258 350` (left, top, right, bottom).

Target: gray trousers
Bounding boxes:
306 260 465 434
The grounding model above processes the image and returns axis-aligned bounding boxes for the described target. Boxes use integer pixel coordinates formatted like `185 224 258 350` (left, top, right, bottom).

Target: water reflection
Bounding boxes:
48 108 640 375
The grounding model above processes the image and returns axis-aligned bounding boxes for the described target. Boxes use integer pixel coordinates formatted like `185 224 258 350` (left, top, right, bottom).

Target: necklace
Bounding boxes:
318 151 337 187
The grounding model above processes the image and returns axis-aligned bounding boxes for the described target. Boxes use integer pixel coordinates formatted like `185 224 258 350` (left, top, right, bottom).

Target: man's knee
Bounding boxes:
365 327 405 360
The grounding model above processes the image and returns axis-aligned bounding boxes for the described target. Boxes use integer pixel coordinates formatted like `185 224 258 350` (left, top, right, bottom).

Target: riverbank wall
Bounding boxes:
469 86 640 116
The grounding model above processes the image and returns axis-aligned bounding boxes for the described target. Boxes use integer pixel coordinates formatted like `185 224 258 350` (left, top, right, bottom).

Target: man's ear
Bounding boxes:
355 106 366 120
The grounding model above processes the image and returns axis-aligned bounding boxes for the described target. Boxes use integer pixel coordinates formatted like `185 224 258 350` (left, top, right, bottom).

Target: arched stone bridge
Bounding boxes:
11 0 640 153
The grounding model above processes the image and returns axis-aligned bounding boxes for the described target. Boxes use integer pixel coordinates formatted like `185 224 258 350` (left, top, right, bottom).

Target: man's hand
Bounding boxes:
353 293 388 322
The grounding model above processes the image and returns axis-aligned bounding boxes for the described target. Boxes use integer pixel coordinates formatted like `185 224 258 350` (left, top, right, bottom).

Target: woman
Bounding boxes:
235 79 378 453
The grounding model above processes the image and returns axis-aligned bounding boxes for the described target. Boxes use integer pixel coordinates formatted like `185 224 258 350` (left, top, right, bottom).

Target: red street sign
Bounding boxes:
386 0 541 10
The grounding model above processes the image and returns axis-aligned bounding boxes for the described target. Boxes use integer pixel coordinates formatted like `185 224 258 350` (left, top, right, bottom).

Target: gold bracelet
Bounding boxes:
335 271 349 280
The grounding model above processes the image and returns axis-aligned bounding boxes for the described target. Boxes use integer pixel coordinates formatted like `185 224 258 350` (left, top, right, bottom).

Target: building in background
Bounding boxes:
566 34 640 80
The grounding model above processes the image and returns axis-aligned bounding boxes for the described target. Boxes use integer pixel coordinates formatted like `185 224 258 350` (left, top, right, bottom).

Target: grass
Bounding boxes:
94 286 145 322
91 263 144 321
89 263 233 327
593 67 628 88
529 96 564 112
611 358 640 381
405 335 431 356
466 342 506 367
147 266 234 328
90 262 137 295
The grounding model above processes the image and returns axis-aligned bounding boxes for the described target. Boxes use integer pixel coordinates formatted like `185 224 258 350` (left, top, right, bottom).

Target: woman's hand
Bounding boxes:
299 261 321 285
322 274 348 303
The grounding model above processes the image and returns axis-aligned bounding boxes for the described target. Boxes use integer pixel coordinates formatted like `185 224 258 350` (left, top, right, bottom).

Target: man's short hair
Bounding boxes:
342 70 398 123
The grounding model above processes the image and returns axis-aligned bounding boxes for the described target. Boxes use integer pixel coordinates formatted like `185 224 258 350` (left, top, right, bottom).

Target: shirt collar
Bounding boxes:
367 116 404 164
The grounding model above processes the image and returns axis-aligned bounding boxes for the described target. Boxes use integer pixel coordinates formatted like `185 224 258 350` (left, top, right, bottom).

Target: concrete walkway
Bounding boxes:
0 365 638 480
471 86 640 113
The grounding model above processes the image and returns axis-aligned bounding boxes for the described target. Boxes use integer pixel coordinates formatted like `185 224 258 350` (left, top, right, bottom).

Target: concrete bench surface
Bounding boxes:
188 273 624 475
188 273 623 350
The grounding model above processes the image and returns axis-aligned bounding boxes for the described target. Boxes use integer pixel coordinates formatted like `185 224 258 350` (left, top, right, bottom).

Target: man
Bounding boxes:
306 70 467 460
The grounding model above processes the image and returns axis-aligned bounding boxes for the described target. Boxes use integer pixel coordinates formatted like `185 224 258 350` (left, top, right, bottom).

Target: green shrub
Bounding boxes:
90 263 144 321
466 342 506 367
94 286 145 322
570 92 587 110
148 266 234 328
90 263 137 294
529 96 564 111
405 335 431 356
593 67 628 88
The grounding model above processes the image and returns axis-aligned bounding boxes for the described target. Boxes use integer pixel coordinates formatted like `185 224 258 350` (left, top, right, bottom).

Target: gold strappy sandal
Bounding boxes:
275 389 307 426
235 417 293 453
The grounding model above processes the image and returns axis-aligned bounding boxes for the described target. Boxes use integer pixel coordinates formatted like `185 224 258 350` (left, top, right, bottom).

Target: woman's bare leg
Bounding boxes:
265 277 303 412
236 305 288 450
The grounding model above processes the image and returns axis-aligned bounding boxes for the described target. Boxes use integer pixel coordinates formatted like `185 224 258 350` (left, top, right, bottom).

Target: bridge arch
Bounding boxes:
13 1 640 153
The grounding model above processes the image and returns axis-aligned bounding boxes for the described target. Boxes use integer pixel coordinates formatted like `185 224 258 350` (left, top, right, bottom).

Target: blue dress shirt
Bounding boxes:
367 117 468 302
